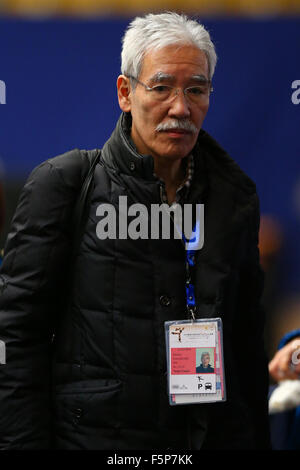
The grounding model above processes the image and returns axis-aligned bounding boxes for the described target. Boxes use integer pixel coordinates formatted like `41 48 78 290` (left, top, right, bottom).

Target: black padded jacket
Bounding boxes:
0 113 270 450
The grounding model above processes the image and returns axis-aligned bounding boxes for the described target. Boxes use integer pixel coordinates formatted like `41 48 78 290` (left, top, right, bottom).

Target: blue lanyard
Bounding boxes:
182 219 200 321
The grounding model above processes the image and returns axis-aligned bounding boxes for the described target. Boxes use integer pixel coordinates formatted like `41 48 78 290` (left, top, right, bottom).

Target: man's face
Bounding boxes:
117 44 210 161
202 354 210 366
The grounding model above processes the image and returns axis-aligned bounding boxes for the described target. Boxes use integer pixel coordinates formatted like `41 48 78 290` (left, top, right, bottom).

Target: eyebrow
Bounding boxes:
148 72 210 85
190 74 210 83
148 72 175 84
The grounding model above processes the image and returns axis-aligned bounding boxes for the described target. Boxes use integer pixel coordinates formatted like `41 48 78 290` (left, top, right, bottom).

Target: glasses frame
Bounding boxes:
127 75 214 103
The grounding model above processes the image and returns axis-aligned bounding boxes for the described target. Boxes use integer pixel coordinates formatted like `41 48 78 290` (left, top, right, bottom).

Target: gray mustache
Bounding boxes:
156 119 198 134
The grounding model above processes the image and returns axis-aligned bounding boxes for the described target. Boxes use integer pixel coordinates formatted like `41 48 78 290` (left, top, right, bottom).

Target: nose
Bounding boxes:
167 89 191 119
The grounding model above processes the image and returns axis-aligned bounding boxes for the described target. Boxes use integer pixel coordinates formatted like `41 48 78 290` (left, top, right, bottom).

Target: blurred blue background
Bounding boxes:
0 10 300 355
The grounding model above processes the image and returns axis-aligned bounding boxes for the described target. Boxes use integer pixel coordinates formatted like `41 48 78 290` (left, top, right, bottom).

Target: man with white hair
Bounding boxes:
0 12 270 449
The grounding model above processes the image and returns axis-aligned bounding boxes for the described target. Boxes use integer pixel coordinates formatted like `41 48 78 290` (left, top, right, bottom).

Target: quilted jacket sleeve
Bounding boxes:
0 160 77 449
278 329 300 349
234 192 270 449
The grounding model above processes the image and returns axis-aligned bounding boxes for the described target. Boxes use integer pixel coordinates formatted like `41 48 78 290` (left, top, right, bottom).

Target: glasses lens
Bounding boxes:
185 85 210 103
148 83 211 103
151 85 173 101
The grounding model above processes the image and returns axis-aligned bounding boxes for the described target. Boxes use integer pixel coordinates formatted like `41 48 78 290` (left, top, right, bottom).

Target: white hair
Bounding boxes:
201 352 210 360
121 12 217 81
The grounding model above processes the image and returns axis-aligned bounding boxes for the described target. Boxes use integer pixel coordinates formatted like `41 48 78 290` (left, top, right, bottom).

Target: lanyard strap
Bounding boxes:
167 205 202 321
185 256 196 321
182 220 199 321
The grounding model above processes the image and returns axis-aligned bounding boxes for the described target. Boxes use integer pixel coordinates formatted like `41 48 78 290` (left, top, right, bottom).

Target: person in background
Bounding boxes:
269 332 300 382
269 330 300 449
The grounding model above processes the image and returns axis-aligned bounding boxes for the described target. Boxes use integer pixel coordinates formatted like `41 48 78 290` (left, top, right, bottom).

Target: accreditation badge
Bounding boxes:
165 318 226 405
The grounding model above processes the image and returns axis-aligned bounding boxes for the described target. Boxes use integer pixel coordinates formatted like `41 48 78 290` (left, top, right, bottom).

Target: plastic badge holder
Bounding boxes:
165 318 226 405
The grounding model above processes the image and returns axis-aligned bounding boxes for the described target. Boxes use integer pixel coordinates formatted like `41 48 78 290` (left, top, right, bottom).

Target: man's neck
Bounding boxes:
127 130 188 204
154 156 187 204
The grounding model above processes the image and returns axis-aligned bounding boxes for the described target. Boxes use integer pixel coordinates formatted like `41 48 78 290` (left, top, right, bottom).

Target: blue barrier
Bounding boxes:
0 16 300 291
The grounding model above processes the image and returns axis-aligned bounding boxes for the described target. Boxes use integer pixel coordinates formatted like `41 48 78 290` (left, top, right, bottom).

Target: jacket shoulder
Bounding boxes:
46 148 100 189
198 130 257 197
8 148 101 239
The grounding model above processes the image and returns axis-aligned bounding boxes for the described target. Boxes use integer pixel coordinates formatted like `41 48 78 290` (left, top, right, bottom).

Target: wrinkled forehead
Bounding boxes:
139 44 209 81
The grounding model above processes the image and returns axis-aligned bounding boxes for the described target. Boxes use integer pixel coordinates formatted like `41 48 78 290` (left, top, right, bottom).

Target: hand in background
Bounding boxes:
269 337 300 382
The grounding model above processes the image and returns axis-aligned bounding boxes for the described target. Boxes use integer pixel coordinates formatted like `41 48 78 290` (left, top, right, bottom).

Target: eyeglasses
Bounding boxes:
128 75 213 105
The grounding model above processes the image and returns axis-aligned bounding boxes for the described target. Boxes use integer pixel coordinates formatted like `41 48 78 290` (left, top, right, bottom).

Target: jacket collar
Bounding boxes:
101 112 156 181
101 112 257 196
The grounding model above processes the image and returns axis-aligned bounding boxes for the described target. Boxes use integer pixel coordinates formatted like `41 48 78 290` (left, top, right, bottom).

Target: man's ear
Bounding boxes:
117 75 132 112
